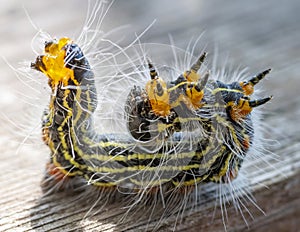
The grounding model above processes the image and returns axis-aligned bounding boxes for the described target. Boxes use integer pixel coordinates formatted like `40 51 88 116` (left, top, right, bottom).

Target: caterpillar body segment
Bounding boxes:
32 37 272 193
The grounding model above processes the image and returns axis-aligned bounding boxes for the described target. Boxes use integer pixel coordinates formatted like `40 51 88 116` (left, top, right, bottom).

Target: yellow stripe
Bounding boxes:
84 174 118 187
53 153 83 176
172 175 209 187
167 81 187 92
130 178 171 187
215 114 242 151
210 87 243 95
72 88 83 126
209 152 232 182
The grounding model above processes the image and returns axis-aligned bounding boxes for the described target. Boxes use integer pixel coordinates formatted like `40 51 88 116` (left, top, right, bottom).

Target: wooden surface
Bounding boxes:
1 0 300 231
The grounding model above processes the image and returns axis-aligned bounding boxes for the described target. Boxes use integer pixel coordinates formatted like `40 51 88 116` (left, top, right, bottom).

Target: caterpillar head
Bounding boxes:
31 37 88 88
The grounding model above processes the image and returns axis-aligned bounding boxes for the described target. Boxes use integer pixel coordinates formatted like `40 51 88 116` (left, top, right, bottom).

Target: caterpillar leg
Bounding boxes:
41 161 88 194
45 162 67 182
40 162 71 193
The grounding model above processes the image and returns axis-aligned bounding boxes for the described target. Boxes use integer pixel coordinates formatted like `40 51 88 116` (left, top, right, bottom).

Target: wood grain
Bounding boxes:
0 0 299 231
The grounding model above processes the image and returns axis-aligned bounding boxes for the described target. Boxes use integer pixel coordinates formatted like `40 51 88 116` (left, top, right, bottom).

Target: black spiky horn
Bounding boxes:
196 71 210 91
249 96 273 107
147 59 158 79
190 52 207 73
247 68 271 86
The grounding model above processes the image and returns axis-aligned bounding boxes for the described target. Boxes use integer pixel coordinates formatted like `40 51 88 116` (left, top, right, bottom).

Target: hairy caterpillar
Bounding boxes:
30 36 272 225
25 1 274 231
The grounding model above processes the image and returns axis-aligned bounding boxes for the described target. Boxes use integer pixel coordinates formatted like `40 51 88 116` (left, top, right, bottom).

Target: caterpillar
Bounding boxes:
26 1 273 231
31 37 272 187
30 36 272 226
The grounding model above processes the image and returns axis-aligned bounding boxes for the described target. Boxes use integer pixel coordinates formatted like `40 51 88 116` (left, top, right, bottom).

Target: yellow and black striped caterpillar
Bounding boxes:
31 37 272 194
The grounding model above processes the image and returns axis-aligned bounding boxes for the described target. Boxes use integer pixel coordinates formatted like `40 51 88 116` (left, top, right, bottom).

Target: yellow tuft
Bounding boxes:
145 77 171 117
40 37 74 86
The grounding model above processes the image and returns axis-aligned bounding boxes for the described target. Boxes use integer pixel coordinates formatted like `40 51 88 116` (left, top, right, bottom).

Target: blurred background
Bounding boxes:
0 0 299 231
